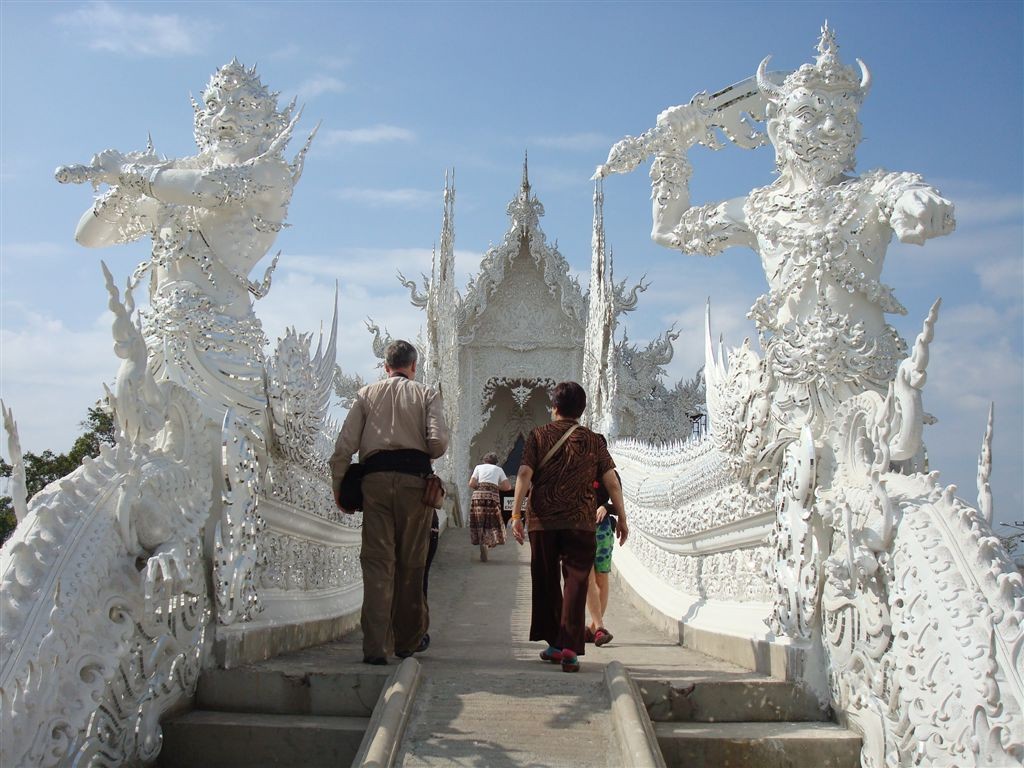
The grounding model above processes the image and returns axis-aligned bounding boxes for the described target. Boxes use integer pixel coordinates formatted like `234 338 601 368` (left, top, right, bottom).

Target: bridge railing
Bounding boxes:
611 411 1023 767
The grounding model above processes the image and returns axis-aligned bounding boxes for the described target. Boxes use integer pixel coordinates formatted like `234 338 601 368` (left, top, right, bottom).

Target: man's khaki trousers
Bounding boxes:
360 471 433 658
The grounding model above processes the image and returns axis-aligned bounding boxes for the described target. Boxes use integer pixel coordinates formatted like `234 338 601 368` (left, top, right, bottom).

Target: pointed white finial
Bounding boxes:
977 402 994 525
1 399 28 523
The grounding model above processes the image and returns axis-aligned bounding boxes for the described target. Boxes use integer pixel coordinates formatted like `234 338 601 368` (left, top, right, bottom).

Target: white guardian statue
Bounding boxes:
59 59 315 423
0 62 349 767
599 24 1022 768
599 22 954 448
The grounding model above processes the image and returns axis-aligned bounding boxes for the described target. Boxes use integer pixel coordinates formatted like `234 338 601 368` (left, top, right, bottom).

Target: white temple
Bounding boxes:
344 159 703 517
1 27 1022 768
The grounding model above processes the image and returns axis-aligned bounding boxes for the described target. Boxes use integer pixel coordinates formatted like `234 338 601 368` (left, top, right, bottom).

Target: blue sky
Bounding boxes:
1 1 1021 528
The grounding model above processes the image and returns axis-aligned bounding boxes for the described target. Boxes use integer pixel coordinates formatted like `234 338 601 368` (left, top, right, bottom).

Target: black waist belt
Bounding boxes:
363 449 432 477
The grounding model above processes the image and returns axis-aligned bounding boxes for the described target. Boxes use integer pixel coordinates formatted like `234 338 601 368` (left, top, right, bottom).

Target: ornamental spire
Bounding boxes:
521 150 530 195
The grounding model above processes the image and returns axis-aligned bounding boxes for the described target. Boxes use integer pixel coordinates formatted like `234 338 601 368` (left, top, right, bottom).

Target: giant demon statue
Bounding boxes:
598 24 955 454
58 59 315 423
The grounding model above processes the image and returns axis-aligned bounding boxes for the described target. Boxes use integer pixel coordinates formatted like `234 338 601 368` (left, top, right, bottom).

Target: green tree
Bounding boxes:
0 404 115 545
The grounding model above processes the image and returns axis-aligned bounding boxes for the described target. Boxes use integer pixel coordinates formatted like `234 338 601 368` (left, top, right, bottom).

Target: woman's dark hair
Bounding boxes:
482 452 499 465
551 381 586 419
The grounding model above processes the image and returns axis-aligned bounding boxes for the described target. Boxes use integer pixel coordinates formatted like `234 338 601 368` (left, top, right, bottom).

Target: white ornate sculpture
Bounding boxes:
347 163 696 516
59 58 316 425
1 269 213 766
1 61 359 765
1 401 27 523
601 24 1022 766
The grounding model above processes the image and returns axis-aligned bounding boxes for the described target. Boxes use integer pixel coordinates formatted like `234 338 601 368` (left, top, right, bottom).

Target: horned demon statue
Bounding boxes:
59 58 315 423
599 22 954 447
1 62 338 766
599 24 1022 767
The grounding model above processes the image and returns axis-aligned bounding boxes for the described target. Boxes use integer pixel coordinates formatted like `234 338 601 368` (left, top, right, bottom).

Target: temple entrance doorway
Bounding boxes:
467 377 553 516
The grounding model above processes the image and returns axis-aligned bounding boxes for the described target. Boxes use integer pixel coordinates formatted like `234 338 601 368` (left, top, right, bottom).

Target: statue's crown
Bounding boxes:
204 58 278 108
193 59 297 152
758 22 871 105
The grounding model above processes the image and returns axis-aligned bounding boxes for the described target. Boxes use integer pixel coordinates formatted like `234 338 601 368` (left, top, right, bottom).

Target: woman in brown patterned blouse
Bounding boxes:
510 381 627 672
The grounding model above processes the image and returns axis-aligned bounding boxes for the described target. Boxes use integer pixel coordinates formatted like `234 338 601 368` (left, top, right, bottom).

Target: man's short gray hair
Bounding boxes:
385 339 418 369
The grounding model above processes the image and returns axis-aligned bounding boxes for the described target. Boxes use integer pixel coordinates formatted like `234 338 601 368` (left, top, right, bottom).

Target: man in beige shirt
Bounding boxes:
330 340 449 664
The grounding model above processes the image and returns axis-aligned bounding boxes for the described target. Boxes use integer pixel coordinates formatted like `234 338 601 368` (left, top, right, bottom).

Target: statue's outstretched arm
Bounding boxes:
650 105 753 256
75 185 159 248
116 161 290 210
874 172 956 245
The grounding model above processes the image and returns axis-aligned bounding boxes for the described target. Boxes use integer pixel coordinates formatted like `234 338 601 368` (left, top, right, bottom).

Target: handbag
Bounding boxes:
337 463 365 512
422 473 445 509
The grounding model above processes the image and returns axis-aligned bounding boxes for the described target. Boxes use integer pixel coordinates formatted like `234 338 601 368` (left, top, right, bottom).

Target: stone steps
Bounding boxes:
196 665 388 716
635 676 860 767
159 710 368 768
159 658 393 767
638 677 828 723
653 720 862 768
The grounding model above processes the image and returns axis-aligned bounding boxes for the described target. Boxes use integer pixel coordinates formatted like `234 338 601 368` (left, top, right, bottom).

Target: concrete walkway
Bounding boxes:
256 526 755 767
395 526 748 767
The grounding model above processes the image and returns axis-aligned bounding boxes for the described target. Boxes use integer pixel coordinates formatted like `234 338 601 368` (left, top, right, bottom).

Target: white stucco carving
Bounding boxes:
1 402 27 523
602 23 1022 766
353 161 702 515
1 61 357 765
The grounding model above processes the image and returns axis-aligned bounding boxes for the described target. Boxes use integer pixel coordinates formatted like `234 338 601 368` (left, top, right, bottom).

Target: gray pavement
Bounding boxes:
394 526 749 767
252 526 754 767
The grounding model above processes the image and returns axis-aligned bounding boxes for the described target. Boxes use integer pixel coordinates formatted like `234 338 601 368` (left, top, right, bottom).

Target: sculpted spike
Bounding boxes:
977 402 994 525
703 300 716 374
889 297 940 461
857 59 871 94
757 56 785 103
1 400 27 522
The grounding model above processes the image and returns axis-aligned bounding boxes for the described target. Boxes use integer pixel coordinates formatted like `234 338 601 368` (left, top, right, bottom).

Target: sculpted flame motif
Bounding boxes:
602 23 1021 766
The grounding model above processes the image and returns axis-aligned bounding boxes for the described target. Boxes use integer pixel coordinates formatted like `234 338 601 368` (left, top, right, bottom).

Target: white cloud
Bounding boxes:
1 241 73 260
295 75 346 100
269 43 302 60
953 194 1024 228
975 255 1024 302
321 125 415 146
0 309 117 457
54 1 205 57
286 248 433 287
333 188 434 207
257 253 432 388
532 132 612 152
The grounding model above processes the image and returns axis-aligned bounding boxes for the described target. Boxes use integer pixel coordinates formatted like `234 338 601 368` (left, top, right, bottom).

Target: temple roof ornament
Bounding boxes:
456 155 585 345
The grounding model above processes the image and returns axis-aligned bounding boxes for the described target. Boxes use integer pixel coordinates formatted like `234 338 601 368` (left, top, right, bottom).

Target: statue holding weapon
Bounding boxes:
597 24 955 442
57 60 316 422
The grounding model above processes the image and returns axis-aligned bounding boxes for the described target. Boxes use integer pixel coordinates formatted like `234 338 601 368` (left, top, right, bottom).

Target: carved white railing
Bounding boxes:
611 335 1024 767
0 385 212 766
610 436 776 640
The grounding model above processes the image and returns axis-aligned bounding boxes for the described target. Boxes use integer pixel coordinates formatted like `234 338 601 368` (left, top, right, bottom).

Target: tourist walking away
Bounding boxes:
586 473 628 646
469 452 512 561
329 340 449 665
511 381 625 672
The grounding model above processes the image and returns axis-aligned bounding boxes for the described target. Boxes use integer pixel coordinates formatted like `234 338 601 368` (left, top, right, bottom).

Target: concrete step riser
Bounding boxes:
639 678 828 723
655 722 861 768
197 668 388 717
159 712 368 768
